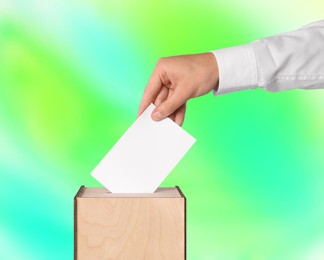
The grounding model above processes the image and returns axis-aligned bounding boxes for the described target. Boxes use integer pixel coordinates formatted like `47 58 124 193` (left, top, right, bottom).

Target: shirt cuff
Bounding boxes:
211 44 258 95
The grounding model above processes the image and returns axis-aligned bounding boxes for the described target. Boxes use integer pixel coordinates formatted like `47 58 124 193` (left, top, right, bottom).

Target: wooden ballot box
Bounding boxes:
74 186 186 260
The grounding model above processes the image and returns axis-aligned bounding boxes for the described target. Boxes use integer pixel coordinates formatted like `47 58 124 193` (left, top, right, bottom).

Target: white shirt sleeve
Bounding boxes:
211 20 324 95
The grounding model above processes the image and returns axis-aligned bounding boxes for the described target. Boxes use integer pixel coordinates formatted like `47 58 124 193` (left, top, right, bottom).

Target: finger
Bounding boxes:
169 112 176 122
151 87 190 121
154 86 168 107
137 72 163 117
157 87 175 121
174 104 186 126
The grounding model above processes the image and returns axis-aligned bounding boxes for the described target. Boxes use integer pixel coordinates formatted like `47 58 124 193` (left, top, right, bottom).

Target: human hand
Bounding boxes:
137 53 219 126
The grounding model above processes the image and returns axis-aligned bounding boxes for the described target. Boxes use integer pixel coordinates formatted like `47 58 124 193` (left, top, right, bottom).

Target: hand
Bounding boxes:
138 53 219 126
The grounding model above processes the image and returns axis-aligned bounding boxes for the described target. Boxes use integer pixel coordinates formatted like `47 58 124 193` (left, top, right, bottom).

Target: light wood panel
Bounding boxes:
74 186 186 260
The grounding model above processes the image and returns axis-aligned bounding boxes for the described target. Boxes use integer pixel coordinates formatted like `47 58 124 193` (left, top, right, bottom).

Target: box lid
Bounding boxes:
75 186 185 198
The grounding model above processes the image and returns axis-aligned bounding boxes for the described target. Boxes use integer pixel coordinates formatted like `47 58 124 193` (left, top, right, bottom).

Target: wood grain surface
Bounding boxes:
75 187 185 260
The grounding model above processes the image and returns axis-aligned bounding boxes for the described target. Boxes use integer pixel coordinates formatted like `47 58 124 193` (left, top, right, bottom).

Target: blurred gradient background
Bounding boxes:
1 0 324 259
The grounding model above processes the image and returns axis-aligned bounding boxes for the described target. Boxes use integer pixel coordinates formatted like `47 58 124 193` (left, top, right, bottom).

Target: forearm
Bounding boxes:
212 20 324 95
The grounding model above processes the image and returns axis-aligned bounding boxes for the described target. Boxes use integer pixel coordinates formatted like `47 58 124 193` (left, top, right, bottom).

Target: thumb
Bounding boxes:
151 90 189 121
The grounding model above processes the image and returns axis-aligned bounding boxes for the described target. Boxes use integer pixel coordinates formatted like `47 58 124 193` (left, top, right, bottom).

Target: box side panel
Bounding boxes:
74 198 78 260
184 196 187 260
76 197 185 260
74 186 85 260
176 185 187 259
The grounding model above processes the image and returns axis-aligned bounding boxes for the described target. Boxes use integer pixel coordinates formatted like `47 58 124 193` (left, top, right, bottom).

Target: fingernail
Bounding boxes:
152 110 163 121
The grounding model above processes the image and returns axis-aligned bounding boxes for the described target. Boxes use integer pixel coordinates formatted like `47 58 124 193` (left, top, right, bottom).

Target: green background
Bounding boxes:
1 1 324 259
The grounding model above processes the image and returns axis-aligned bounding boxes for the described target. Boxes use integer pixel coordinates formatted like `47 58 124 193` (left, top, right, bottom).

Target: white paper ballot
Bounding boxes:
91 103 196 193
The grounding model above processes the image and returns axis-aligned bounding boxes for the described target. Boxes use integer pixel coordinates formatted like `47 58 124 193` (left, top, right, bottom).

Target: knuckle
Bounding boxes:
160 102 176 116
156 57 167 67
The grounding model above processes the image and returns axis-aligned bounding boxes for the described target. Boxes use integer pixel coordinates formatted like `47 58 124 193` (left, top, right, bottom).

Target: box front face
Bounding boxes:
76 197 185 260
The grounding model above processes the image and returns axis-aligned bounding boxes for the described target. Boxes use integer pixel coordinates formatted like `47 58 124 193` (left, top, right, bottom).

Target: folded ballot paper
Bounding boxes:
91 103 196 193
